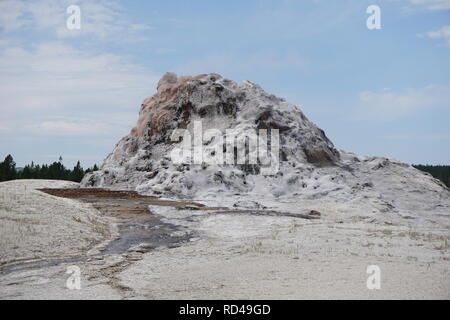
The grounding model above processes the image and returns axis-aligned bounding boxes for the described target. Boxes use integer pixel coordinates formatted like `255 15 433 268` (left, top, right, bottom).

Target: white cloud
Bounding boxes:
30 119 109 136
0 0 159 166
406 0 450 10
383 133 450 140
0 0 151 41
418 25 450 46
40 154 105 161
179 50 308 75
357 85 450 119
389 0 450 10
0 0 30 32
387 0 450 13
23 112 140 137
0 42 160 137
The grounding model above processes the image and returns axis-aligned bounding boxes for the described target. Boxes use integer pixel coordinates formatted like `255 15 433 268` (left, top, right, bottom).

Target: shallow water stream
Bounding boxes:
0 188 200 275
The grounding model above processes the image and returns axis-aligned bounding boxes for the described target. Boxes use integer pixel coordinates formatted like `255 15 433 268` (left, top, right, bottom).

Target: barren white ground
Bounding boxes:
0 180 449 299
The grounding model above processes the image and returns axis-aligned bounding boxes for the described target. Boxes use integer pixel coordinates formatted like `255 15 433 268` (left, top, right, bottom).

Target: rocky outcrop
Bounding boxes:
81 73 449 218
82 73 340 192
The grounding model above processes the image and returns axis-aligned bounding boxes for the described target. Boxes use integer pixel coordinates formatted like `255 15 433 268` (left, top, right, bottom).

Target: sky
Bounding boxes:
0 0 449 168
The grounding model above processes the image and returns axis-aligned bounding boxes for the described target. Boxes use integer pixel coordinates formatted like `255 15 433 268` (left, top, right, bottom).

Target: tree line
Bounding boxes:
0 154 98 183
412 165 450 188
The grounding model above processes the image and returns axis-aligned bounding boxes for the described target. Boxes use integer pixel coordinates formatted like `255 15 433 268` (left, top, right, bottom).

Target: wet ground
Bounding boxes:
38 188 210 255
39 189 319 253
0 188 319 276
33 189 320 257
0 188 210 276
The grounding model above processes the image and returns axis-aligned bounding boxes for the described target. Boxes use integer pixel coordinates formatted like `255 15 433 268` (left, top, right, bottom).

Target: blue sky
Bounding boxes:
0 0 449 168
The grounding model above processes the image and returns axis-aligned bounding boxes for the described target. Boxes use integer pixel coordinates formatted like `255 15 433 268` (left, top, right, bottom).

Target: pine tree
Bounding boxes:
69 161 85 182
20 165 32 179
0 155 16 181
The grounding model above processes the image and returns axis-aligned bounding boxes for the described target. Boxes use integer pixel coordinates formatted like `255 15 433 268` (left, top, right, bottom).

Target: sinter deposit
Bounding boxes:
81 73 449 224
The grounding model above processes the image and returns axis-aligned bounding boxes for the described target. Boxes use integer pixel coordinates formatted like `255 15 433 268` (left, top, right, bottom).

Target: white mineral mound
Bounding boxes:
81 73 449 221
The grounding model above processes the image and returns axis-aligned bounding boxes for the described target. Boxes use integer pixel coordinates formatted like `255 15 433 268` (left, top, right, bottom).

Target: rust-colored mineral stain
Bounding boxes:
38 188 208 215
126 73 203 138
